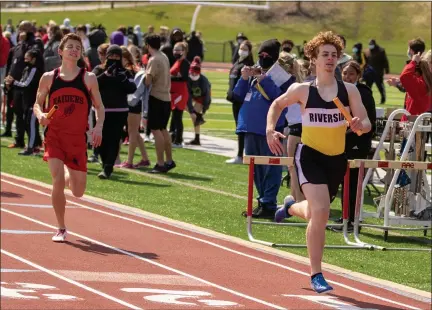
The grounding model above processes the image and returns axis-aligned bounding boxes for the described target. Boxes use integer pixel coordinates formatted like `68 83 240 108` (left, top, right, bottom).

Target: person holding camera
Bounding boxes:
92 44 137 179
234 39 291 219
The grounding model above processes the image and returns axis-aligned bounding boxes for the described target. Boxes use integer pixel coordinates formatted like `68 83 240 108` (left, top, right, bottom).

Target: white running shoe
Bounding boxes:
225 156 243 164
52 229 67 242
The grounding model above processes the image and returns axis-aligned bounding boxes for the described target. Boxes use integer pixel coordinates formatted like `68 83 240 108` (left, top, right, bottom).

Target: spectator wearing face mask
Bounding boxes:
233 39 290 219
161 28 185 67
351 42 374 86
92 44 137 179
5 20 42 149
226 40 254 164
169 42 190 147
365 39 389 104
186 56 212 146
5 49 43 155
230 32 248 64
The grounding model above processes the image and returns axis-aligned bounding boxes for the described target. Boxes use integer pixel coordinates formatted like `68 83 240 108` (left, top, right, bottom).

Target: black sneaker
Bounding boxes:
149 164 168 174
1 132 12 137
186 139 200 146
331 222 354 233
165 160 176 172
97 171 109 179
18 148 34 156
242 205 276 219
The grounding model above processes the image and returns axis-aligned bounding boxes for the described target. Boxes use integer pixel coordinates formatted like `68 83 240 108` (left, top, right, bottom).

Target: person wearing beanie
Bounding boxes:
233 38 287 219
110 30 125 46
186 56 212 146
92 44 137 179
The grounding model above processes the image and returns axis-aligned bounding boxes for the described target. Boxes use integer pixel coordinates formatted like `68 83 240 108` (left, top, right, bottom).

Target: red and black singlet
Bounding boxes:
47 68 92 135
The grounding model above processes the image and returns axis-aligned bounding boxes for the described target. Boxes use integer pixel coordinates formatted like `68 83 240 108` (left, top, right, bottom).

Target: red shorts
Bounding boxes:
43 130 88 172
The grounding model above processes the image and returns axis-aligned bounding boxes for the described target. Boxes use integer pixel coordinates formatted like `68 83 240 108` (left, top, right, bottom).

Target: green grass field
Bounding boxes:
2 3 431 73
1 136 430 291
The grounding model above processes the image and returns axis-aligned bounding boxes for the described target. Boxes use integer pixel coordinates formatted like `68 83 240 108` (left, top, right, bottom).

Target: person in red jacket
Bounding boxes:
1 25 11 130
169 42 190 147
399 50 432 121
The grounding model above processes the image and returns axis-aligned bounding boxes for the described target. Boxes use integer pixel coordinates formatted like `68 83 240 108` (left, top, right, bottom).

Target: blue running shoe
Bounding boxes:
274 195 295 223
311 273 333 294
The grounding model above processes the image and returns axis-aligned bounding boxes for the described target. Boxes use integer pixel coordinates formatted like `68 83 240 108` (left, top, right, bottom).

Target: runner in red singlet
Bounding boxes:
33 33 105 242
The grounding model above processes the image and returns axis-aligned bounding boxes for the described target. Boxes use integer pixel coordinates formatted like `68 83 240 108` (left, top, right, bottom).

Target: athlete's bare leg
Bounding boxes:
286 183 330 276
48 158 67 229
66 166 87 198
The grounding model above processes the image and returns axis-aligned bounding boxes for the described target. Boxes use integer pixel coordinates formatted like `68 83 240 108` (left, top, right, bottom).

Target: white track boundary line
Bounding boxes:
0 208 286 310
0 249 142 310
1 178 424 309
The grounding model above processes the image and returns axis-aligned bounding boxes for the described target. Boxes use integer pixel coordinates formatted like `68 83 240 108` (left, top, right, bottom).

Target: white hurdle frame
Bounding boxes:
243 156 432 251
360 112 432 241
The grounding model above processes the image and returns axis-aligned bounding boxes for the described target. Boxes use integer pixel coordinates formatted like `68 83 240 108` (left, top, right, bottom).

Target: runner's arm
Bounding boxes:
345 82 372 134
266 82 305 132
87 72 105 129
33 73 51 122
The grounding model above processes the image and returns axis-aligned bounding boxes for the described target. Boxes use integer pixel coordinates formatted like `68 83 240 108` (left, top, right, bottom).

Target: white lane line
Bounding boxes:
0 249 142 310
1 208 286 310
1 179 424 310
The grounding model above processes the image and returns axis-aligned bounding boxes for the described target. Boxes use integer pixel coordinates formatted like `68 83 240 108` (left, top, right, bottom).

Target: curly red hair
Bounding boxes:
304 31 344 60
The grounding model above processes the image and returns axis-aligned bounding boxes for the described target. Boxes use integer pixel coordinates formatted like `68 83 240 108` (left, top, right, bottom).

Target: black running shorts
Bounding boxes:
147 95 171 130
295 143 347 203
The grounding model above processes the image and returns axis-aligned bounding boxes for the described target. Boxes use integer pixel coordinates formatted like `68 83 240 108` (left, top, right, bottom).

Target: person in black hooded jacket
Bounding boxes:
160 28 184 67
92 44 137 179
225 40 254 164
334 60 376 232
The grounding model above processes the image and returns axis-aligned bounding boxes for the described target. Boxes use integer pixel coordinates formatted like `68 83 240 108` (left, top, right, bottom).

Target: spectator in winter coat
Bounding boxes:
365 39 389 104
43 25 63 72
234 39 292 219
185 56 212 146
399 50 432 120
226 40 254 164
186 31 204 62
169 42 190 147
161 28 184 67
5 49 43 155
92 44 137 179
6 20 42 148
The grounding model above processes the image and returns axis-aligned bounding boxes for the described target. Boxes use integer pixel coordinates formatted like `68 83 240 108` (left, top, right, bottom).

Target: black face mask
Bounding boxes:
174 53 182 60
258 56 274 69
282 46 292 53
106 58 122 68
24 61 33 66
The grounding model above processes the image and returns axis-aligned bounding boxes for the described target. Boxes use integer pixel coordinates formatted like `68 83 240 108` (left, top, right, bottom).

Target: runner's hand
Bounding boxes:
91 125 103 147
266 129 286 156
349 117 363 134
39 114 50 126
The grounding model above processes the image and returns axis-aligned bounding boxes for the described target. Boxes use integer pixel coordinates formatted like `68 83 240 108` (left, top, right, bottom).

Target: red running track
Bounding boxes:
1 174 430 310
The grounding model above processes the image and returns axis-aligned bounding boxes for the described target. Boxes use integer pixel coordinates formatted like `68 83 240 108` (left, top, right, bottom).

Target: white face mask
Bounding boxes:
238 50 249 58
369 44 375 50
189 74 200 81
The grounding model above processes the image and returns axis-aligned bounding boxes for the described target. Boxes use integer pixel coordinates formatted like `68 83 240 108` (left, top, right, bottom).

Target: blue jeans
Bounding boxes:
244 133 282 210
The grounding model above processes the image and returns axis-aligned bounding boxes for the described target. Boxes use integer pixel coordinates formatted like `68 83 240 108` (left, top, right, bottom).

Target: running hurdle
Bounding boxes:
243 155 432 251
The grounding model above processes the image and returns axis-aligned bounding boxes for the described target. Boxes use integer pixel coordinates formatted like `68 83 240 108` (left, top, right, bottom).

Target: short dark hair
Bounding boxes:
408 38 426 55
282 39 294 47
145 34 161 50
337 34 346 48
